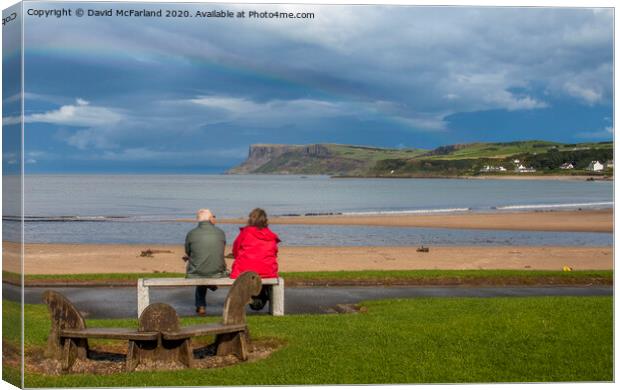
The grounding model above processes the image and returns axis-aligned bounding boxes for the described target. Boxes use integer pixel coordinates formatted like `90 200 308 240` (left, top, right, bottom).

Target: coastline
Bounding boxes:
178 209 613 233
3 243 612 275
3 208 612 276
331 174 612 181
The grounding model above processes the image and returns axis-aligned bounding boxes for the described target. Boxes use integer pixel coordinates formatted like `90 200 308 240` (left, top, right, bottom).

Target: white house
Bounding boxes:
586 161 604 172
480 165 507 173
559 163 574 170
515 164 536 173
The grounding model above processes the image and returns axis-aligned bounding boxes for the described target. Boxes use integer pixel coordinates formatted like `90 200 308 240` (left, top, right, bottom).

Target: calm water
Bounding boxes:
21 221 613 247
18 175 614 218
2 174 613 245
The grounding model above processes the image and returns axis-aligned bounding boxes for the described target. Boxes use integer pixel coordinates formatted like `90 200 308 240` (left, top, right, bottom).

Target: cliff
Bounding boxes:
227 144 332 174
227 143 424 175
226 141 613 177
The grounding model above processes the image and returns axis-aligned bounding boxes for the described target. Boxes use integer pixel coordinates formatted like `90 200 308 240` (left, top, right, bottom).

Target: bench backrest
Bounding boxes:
43 290 88 358
43 290 87 330
139 302 181 332
222 271 262 325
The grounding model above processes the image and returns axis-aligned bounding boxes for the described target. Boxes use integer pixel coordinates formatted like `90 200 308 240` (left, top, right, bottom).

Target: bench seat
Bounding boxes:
60 328 159 341
137 276 285 316
141 277 279 287
162 323 246 341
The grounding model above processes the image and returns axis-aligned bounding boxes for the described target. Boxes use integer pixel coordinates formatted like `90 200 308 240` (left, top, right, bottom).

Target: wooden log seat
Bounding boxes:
160 271 263 363
43 271 263 372
43 290 158 372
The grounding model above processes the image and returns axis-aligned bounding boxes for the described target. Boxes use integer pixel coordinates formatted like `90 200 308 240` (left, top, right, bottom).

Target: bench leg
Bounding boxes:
269 278 285 316
61 337 89 372
178 339 192 369
215 330 249 361
237 330 249 361
137 279 150 317
61 338 77 372
126 341 139 372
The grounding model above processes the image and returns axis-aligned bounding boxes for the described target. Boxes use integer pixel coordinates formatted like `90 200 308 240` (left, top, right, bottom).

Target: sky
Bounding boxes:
2 1 614 173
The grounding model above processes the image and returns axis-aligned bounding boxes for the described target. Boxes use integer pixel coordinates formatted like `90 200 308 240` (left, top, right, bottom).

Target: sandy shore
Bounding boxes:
2 242 612 275
461 175 612 181
203 209 613 233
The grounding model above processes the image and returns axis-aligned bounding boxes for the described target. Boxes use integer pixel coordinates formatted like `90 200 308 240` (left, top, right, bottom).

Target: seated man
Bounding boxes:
184 208 229 316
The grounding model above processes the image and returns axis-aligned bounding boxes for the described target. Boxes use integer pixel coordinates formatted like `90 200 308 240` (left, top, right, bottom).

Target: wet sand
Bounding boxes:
207 209 613 233
2 242 612 275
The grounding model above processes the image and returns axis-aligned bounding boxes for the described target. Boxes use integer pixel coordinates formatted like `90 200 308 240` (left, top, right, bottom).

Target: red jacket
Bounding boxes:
231 226 281 279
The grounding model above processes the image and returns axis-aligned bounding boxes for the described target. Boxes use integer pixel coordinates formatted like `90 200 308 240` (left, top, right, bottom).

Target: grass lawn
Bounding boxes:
4 269 613 286
2 295 613 386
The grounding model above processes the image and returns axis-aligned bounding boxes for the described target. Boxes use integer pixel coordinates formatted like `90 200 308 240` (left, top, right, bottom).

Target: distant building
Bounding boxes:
559 163 574 170
515 164 536 173
586 161 604 172
513 159 520 164
480 165 507 173
604 160 613 169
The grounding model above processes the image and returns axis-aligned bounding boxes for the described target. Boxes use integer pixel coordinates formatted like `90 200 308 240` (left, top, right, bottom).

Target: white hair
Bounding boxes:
196 209 213 221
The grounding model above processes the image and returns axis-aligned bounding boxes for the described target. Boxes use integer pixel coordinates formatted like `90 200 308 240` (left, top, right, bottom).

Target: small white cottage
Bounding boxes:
586 161 604 172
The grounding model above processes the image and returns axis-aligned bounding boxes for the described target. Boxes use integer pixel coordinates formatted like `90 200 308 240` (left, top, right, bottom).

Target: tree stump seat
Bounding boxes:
44 271 263 372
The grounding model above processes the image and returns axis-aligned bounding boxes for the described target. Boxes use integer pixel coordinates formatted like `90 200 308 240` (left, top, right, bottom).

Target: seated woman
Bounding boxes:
231 208 281 310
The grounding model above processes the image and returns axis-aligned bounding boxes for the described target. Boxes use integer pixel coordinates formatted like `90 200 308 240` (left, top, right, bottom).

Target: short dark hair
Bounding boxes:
247 208 268 229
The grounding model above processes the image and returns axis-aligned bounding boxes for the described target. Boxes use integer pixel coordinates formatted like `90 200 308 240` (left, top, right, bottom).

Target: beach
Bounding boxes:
3 209 612 275
1 243 611 275
208 209 612 233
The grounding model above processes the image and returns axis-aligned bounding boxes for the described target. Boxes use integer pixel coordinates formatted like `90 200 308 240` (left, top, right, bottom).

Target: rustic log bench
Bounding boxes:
44 272 263 371
43 290 159 372
158 271 263 365
137 275 284 317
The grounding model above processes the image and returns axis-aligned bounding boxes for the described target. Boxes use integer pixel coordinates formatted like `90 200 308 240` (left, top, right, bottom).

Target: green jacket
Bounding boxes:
184 222 228 278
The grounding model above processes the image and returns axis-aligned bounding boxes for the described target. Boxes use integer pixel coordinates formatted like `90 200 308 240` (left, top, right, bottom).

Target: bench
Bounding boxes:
137 276 284 317
43 272 263 372
43 290 159 372
158 271 263 364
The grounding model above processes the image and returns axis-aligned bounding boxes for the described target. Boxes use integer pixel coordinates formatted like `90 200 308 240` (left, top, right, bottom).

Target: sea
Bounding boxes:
2 174 614 246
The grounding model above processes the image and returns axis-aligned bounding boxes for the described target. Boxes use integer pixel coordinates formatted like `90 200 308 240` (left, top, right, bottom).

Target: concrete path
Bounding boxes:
3 284 612 319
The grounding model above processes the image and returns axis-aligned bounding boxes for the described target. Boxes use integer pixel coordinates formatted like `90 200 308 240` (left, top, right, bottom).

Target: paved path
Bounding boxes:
3 284 612 319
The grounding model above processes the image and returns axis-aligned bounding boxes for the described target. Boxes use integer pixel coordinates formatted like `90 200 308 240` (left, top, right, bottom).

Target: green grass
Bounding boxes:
281 269 613 285
3 271 185 283
2 297 23 387
2 295 613 386
425 141 563 160
328 144 427 162
5 269 613 286
425 140 613 161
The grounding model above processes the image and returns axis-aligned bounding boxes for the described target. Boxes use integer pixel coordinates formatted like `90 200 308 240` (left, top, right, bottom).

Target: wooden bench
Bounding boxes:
159 271 263 364
137 275 284 317
43 272 263 372
43 290 159 372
